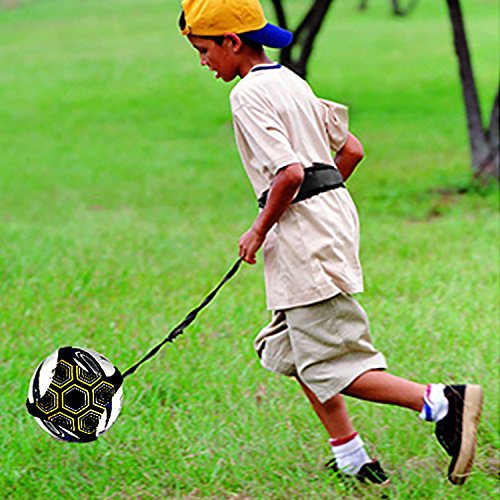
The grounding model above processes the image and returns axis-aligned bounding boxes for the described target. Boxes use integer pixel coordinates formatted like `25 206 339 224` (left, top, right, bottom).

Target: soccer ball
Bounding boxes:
26 346 123 443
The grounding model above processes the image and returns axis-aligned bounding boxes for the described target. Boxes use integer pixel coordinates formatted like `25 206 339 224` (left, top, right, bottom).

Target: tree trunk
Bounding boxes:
270 0 288 28
359 0 369 11
391 0 420 16
274 0 335 79
480 86 500 179
446 0 498 180
358 0 419 15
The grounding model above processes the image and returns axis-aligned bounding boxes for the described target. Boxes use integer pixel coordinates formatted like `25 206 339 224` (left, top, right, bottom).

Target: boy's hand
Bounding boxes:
238 162 304 265
239 227 265 265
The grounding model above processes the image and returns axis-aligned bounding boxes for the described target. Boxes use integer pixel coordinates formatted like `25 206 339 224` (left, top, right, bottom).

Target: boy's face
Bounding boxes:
188 35 240 82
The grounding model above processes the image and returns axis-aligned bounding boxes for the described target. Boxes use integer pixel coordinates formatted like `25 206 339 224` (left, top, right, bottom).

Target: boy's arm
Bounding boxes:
334 132 365 181
239 163 304 265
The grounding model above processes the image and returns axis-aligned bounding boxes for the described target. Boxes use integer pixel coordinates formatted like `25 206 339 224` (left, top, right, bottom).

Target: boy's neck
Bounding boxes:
239 51 273 78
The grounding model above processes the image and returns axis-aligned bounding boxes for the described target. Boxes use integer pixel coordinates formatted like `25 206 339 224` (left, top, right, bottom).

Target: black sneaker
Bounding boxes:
326 458 390 485
435 384 483 485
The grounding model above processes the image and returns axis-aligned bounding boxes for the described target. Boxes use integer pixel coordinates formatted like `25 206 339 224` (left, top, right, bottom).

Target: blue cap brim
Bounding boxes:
243 23 293 49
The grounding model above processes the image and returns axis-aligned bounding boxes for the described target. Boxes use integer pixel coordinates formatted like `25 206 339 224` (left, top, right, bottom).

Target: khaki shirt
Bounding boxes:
230 64 363 310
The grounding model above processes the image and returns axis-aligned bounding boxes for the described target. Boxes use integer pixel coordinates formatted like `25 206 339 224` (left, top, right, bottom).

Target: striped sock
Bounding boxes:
330 432 371 475
418 384 449 422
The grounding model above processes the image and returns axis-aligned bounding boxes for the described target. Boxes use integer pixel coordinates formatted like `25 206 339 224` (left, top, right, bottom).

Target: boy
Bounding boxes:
178 0 483 486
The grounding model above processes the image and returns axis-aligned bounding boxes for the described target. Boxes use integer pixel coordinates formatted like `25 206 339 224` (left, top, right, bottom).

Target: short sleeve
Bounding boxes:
232 100 300 176
319 99 349 152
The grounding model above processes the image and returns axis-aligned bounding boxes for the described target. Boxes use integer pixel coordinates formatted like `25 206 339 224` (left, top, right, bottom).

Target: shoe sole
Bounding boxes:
449 384 483 485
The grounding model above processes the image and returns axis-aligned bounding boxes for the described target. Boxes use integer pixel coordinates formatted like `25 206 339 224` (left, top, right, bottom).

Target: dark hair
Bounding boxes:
178 10 187 31
179 10 263 51
179 11 223 45
239 35 263 52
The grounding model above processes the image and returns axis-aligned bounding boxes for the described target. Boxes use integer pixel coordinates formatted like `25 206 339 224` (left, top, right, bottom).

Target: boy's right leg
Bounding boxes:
298 377 354 439
297 377 389 485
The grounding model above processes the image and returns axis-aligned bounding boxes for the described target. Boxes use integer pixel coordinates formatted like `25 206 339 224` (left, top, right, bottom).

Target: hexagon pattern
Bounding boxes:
49 412 75 431
77 366 99 385
62 385 89 413
51 360 73 388
36 388 58 413
28 347 123 443
33 354 118 438
78 410 101 434
93 382 115 407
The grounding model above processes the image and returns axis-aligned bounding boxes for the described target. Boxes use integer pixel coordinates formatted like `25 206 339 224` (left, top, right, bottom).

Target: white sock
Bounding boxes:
418 384 449 422
330 433 371 475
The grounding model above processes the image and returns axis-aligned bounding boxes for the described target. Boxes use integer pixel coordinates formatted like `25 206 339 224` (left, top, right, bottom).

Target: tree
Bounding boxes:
269 0 499 181
269 0 334 79
359 0 420 16
445 0 499 180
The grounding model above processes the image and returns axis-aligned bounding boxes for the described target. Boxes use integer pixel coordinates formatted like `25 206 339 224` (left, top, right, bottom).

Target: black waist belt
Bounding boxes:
258 163 345 209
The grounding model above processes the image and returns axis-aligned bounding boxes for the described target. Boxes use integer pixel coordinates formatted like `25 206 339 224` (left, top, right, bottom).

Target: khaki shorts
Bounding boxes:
254 293 387 403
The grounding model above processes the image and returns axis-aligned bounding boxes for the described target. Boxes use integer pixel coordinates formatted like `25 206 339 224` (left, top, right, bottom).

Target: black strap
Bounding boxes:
122 258 243 379
258 163 344 209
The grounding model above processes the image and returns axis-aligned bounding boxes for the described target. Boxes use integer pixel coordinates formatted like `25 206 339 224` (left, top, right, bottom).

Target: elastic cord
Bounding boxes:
122 257 243 379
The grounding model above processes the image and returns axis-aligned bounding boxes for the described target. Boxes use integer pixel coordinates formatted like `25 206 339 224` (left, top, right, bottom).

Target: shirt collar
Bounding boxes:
250 63 282 73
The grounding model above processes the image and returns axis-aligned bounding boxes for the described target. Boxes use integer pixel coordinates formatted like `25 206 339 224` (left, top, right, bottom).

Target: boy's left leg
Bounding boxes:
343 370 483 485
342 371 426 410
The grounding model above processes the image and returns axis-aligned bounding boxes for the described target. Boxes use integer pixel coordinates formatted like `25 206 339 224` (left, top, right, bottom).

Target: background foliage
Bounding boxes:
0 0 498 498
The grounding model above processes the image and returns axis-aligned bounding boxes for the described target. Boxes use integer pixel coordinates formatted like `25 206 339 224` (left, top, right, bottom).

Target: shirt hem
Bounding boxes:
267 283 364 311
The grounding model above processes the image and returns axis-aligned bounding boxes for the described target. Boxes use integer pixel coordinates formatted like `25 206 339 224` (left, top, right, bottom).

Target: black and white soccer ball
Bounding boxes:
26 346 123 443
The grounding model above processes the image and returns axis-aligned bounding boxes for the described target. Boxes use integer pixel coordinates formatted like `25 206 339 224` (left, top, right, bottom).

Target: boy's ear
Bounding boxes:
224 33 243 51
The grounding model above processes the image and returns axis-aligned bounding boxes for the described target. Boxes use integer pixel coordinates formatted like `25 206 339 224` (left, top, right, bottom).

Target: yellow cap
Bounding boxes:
180 0 267 37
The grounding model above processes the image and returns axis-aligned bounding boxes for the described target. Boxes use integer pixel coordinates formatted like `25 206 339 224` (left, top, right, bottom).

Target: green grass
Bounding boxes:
0 0 498 498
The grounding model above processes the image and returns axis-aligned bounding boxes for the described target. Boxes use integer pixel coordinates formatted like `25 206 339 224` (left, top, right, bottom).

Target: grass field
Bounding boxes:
0 0 498 498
